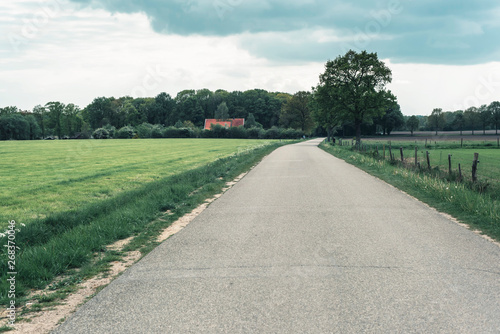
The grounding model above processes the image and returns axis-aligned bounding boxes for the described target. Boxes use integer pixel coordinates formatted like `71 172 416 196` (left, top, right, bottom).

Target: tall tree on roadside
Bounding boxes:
489 101 500 135
406 115 419 136
428 108 444 135
314 50 393 144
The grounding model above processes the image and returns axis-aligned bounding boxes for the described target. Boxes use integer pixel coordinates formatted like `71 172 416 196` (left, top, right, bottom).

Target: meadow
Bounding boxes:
0 138 284 304
0 139 276 230
355 138 500 198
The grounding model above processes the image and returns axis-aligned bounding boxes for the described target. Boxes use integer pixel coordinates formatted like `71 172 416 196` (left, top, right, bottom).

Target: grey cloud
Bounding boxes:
69 0 500 64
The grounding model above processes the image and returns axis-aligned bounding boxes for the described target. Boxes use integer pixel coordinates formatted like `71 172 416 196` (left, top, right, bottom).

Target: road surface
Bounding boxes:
56 139 500 333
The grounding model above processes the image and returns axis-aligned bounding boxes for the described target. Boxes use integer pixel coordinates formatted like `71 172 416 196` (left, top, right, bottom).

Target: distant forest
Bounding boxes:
1 87 499 140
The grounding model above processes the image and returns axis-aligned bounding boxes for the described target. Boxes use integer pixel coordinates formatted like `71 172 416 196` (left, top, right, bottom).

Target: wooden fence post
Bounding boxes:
472 153 479 182
400 147 404 162
426 151 431 169
389 146 393 161
448 154 452 175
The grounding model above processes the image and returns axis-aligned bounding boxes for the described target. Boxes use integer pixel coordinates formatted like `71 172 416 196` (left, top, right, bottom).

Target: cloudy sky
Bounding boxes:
2 0 500 115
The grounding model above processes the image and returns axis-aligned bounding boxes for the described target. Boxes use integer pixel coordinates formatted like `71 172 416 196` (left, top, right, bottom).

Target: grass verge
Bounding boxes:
0 141 290 306
320 142 500 242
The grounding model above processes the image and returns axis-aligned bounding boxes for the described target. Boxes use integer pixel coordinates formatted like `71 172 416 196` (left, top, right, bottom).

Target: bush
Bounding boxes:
103 124 116 138
229 126 248 139
262 126 280 139
116 126 136 139
281 128 303 139
211 124 229 138
151 125 164 138
247 127 263 139
136 123 153 138
164 127 195 138
92 128 110 139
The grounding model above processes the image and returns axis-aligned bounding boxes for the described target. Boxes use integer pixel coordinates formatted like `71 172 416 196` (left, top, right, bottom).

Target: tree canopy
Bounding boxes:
314 50 394 143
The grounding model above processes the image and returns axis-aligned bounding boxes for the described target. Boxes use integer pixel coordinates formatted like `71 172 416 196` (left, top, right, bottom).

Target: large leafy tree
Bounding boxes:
314 50 393 144
428 108 444 135
453 110 465 135
214 102 229 120
376 102 404 135
0 113 30 140
45 101 64 138
479 104 492 135
464 107 480 135
280 91 314 133
406 115 419 136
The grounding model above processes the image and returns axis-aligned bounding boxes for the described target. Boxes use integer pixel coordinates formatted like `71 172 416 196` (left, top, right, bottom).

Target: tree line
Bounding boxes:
1 55 499 141
0 89 321 140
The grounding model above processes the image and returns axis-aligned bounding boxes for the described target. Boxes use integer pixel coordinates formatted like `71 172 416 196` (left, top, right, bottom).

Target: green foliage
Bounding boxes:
92 128 110 139
151 124 164 138
247 127 264 139
0 113 30 140
406 115 420 135
164 126 195 138
428 108 445 134
280 91 314 133
314 50 394 142
215 102 229 120
136 122 153 138
103 124 116 138
244 113 259 128
116 126 136 139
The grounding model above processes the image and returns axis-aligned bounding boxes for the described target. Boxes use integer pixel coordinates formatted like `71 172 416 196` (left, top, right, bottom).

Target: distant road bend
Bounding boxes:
56 138 500 333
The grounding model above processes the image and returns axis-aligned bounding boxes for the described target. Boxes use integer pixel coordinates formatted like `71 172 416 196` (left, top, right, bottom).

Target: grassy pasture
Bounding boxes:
0 139 275 230
0 138 285 304
357 139 500 199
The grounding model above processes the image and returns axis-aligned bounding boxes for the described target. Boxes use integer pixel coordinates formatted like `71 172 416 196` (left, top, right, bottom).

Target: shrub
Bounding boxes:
92 128 110 139
136 123 153 138
116 126 136 139
151 125 164 138
262 126 280 139
103 124 116 138
164 127 195 138
247 127 263 139
211 124 229 138
229 126 249 139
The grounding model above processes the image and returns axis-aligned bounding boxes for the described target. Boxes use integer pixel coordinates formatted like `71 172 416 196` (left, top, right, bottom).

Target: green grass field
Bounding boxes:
0 139 276 230
354 139 500 199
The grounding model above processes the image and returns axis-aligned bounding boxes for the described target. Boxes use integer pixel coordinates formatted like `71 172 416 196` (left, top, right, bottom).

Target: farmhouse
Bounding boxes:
204 118 245 130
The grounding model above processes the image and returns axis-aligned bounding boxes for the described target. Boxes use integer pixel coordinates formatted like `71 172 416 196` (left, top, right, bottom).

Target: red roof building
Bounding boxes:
204 118 245 130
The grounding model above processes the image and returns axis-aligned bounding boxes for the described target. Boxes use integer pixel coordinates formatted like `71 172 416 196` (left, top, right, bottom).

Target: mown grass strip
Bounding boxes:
320 142 500 242
0 142 288 306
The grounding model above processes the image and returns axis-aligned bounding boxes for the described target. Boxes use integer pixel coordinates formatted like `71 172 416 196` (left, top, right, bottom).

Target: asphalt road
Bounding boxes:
55 139 500 333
